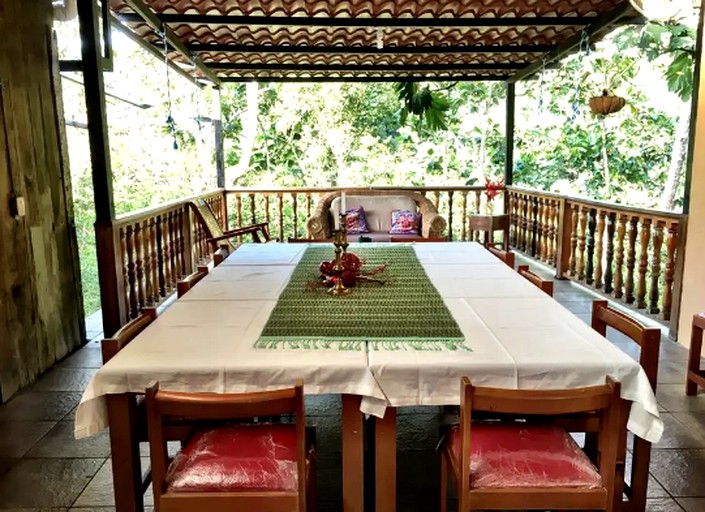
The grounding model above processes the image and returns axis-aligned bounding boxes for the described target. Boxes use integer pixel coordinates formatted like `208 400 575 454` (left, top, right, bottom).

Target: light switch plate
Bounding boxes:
10 196 26 217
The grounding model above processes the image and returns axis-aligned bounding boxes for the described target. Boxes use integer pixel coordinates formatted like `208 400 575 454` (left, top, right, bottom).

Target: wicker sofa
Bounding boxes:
306 190 446 241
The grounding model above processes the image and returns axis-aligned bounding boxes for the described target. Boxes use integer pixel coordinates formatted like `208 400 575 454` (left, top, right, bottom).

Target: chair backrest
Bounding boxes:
389 236 448 242
191 198 227 241
213 246 229 266
487 246 514 268
517 265 553 296
591 300 661 390
176 266 209 298
146 381 307 508
458 376 621 507
287 237 330 243
101 308 157 364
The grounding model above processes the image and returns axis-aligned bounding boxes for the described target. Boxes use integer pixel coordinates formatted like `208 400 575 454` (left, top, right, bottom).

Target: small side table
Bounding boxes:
468 213 509 250
686 313 705 395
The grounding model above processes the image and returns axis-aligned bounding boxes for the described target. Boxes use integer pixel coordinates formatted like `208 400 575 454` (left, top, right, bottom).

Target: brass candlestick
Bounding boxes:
329 213 351 295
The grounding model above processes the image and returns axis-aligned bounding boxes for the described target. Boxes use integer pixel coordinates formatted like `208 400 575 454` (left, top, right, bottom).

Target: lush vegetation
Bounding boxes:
56 15 696 317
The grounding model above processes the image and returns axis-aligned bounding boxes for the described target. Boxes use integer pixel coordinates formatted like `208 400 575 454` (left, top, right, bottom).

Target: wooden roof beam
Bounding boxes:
207 63 526 72
187 43 557 54
122 0 222 87
117 13 600 28
220 76 510 83
509 1 637 83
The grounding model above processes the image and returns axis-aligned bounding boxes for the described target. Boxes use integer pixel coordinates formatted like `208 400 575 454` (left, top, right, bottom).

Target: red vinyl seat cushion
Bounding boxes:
448 424 602 489
166 424 301 493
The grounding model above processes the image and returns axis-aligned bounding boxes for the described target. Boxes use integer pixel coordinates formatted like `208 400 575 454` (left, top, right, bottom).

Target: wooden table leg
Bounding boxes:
376 407 396 512
107 394 144 512
342 395 364 512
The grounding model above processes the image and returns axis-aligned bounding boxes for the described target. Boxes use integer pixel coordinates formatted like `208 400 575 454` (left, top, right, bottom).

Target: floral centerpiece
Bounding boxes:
484 176 504 215
307 252 387 291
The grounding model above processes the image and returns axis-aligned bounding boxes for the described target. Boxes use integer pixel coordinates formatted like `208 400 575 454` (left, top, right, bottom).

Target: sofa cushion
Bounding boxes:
344 206 370 234
332 195 418 232
390 209 421 234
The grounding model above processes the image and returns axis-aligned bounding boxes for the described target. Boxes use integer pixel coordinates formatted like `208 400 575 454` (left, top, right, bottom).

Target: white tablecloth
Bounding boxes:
75 242 662 443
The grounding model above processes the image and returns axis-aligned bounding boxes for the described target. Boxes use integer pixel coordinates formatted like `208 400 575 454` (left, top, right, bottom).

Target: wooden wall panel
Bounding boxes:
0 0 85 401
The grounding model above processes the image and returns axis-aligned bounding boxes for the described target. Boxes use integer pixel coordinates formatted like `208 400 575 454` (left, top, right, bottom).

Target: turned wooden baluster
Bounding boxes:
577 206 588 281
125 224 137 319
173 209 183 279
156 215 166 297
594 210 606 289
663 222 678 321
473 191 482 241
461 192 468 241
534 197 542 258
539 198 548 262
624 216 639 304
545 199 554 265
604 213 616 294
148 217 158 305
277 193 284 242
649 221 665 314
119 227 129 313
265 193 271 226
568 204 579 277
530 196 538 256
236 194 243 228
169 211 178 287
613 214 627 300
434 191 440 211
134 221 145 310
306 192 313 220
509 192 516 246
636 218 652 309
447 191 454 241
163 213 173 292
518 194 526 251
292 193 298 240
586 208 596 285
250 193 257 224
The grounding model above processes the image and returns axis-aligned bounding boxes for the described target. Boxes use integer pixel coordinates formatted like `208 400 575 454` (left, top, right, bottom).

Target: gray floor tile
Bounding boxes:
0 508 68 512
646 497 688 511
26 421 110 458
625 452 669 498
659 360 688 385
653 413 705 449
396 414 442 451
69 508 117 512
0 458 18 476
677 497 705 512
657 385 705 413
73 458 153 508
58 347 103 369
650 449 705 497
32 369 96 393
0 421 56 458
304 394 341 416
0 392 82 422
0 458 104 507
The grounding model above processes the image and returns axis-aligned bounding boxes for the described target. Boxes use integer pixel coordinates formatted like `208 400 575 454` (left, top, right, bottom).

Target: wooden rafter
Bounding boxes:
186 43 557 54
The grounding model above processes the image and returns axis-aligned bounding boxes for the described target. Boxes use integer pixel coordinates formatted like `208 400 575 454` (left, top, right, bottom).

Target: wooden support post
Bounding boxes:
504 82 515 187
554 197 572 279
78 0 123 336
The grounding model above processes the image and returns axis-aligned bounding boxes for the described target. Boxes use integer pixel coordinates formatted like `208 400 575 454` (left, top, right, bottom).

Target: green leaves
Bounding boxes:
395 81 450 131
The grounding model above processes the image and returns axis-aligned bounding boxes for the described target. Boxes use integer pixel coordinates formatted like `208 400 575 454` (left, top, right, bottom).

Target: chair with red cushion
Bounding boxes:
146 380 315 512
176 266 209 298
440 377 621 512
487 246 515 268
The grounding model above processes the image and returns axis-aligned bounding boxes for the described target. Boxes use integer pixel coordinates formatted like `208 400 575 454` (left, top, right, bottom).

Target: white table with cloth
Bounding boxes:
74 241 662 512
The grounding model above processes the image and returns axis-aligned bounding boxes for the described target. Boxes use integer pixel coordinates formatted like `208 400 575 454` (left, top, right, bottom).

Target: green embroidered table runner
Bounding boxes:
255 245 467 350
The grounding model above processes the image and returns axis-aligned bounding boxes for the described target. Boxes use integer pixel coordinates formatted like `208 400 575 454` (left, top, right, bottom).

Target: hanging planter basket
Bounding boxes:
589 90 626 115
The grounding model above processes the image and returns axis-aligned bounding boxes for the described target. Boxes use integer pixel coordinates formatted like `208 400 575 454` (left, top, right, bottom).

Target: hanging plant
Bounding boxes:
589 90 626 115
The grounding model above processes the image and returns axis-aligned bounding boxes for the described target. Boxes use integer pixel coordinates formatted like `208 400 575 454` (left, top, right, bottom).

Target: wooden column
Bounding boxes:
504 82 515 187
78 0 125 336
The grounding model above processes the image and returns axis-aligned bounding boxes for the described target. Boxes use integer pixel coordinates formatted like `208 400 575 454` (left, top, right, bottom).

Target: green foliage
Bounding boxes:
395 82 450 131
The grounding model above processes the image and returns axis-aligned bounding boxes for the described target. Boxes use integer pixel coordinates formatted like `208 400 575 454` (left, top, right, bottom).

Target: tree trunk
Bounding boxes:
659 102 690 211
229 82 259 185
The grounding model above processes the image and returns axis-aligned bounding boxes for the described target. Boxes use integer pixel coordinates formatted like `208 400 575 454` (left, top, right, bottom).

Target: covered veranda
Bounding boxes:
3 0 705 511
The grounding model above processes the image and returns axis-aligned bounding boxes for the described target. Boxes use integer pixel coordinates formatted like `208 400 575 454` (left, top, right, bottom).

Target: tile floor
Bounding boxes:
2 259 705 511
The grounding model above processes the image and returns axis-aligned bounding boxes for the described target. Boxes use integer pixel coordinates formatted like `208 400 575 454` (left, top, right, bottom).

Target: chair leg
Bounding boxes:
687 325 703 396
439 452 447 512
584 432 599 464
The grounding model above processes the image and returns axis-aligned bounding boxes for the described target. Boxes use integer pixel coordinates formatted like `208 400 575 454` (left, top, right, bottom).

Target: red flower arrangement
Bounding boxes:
307 252 387 291
484 177 505 201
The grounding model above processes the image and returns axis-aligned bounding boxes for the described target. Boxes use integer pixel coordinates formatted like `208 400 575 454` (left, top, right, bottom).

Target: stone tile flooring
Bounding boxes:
2 258 705 511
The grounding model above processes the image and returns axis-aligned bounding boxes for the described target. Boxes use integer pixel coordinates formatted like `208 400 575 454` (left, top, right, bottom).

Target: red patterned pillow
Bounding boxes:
344 206 370 234
390 209 420 234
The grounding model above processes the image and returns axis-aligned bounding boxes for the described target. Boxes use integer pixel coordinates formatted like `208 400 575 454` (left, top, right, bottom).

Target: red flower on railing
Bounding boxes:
484 177 505 201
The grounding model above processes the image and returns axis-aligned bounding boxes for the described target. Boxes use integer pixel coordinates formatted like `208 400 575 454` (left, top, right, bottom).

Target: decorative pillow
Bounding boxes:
344 206 370 234
389 209 421 234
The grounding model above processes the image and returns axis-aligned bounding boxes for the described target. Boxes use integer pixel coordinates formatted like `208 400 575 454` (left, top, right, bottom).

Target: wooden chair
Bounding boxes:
440 377 621 512
517 265 553 296
287 237 331 243
146 380 315 512
176 266 209 298
487 246 515 268
389 236 448 242
212 246 229 267
468 213 509 250
686 313 705 396
189 198 272 253
101 308 158 364
591 300 661 512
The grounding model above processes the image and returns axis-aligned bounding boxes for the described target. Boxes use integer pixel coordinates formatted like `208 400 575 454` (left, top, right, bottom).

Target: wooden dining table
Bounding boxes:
75 241 662 512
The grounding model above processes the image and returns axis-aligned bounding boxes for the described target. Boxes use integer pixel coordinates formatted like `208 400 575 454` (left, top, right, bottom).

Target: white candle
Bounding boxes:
341 191 347 213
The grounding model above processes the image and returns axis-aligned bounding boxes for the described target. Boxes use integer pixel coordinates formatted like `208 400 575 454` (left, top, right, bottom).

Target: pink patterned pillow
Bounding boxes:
390 209 420 234
344 206 370 234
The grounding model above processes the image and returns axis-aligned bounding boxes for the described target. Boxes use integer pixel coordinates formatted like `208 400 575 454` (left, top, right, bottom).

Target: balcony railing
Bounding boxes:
506 186 685 323
98 185 684 335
